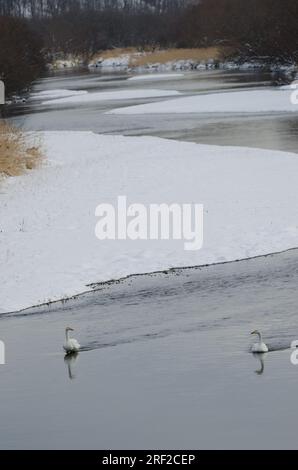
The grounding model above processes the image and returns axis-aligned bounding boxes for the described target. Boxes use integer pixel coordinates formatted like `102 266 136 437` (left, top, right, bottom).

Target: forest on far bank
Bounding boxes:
0 0 298 95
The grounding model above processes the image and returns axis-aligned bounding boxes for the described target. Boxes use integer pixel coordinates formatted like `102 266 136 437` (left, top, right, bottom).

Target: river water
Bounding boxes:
1 68 298 449
8 68 298 152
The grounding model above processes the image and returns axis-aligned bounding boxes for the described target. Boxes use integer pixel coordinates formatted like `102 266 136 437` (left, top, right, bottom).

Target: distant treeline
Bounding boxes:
0 0 192 16
183 0 298 62
0 0 297 95
31 0 298 62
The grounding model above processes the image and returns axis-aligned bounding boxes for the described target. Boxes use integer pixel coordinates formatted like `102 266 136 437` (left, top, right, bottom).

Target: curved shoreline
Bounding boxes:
5 245 298 317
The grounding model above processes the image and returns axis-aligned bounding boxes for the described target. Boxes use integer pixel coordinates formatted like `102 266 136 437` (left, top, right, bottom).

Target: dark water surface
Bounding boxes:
1 249 298 449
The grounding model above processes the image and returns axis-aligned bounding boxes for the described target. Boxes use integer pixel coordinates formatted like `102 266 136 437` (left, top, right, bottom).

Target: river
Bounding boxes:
1 68 298 449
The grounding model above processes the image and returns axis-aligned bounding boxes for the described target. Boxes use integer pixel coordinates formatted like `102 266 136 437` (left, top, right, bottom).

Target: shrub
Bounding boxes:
0 122 42 177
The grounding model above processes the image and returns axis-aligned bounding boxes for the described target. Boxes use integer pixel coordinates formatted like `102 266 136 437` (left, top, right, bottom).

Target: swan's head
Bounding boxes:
65 326 74 332
251 330 260 336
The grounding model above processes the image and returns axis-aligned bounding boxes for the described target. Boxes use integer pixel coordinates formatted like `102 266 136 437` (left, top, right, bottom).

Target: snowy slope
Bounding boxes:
1 132 298 313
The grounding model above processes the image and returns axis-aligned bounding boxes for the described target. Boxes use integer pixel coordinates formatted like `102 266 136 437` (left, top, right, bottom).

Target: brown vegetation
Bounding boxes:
131 47 225 66
90 47 142 65
91 46 230 68
0 122 42 177
98 47 140 60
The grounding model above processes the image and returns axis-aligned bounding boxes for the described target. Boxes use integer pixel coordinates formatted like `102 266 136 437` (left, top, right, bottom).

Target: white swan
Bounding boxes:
63 327 80 354
250 330 268 353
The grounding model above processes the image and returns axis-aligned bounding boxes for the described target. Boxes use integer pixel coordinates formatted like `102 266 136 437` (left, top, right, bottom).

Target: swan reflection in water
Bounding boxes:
64 352 79 380
253 352 267 375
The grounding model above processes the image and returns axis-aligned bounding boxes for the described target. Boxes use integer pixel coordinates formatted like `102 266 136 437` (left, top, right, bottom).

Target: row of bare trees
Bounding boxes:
0 0 193 16
27 0 297 62
180 0 298 62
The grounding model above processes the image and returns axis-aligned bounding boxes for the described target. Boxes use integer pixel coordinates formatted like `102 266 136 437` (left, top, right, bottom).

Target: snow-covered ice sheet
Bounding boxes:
108 88 298 114
280 81 298 90
128 73 184 81
42 89 180 105
1 131 298 313
31 89 88 101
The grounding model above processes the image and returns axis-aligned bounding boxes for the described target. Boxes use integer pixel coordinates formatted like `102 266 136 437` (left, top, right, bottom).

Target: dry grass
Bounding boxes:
91 47 140 64
98 47 139 59
0 121 42 177
91 46 232 67
131 47 224 66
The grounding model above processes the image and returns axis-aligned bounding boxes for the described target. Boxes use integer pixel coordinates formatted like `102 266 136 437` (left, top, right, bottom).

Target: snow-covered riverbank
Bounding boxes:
88 50 297 75
1 131 298 313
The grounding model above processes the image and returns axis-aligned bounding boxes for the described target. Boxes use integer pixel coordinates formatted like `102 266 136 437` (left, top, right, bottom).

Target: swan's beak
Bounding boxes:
251 330 256 335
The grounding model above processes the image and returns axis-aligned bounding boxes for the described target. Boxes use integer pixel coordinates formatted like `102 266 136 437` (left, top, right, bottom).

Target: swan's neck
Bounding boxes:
65 330 70 341
257 332 262 342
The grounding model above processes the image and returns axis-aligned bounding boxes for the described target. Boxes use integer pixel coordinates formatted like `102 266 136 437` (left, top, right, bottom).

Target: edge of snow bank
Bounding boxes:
5 245 298 315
